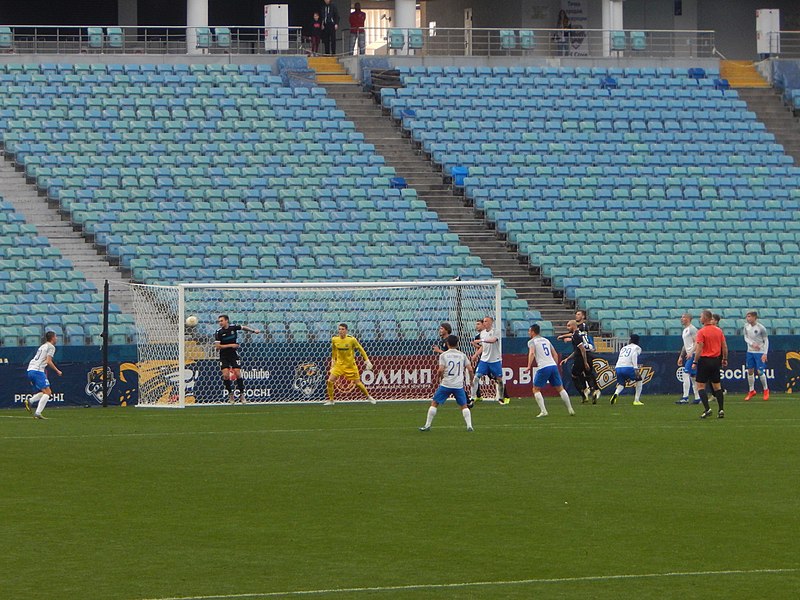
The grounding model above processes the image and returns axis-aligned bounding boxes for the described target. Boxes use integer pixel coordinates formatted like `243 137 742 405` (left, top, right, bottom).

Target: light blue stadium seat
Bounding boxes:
500 30 517 50
388 29 405 51
610 31 626 52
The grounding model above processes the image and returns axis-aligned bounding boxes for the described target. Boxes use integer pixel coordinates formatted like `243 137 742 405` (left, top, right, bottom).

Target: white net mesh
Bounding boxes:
125 280 501 406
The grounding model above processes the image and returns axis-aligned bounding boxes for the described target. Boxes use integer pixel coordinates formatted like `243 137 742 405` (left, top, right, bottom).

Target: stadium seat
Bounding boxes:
106 27 123 49
195 27 212 49
215 27 231 48
388 29 405 51
610 31 626 52
0 26 12 49
408 29 424 50
86 27 104 49
630 31 646 51
500 30 517 50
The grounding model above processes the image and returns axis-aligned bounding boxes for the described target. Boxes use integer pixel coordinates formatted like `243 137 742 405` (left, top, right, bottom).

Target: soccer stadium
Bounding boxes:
2 1 800 598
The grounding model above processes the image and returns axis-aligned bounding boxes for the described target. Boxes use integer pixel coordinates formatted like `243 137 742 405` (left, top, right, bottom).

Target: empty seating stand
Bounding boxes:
0 62 545 341
383 64 800 336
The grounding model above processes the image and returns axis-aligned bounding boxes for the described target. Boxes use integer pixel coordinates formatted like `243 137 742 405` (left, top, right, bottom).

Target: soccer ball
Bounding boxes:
185 315 199 327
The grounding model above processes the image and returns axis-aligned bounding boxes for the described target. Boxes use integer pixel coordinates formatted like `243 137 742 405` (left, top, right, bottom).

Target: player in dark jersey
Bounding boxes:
215 314 261 404
559 319 601 403
432 322 452 355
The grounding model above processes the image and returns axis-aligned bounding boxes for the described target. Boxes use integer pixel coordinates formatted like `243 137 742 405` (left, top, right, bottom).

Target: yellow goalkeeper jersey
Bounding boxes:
331 335 368 370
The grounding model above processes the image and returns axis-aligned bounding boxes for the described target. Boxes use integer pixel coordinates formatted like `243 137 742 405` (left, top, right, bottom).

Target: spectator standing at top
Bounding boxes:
321 0 340 55
554 9 571 56
309 11 323 55
350 3 367 55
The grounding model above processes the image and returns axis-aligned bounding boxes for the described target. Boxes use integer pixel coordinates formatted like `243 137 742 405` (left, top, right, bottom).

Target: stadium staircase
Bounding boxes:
307 57 357 85
324 82 576 329
0 156 133 313
720 60 770 89
737 89 800 163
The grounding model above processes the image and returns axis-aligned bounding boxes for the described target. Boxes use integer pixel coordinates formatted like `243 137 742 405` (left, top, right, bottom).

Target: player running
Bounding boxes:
326 323 376 405
470 316 508 405
676 313 701 404
609 334 644 406
419 335 475 431
25 331 62 419
527 324 574 418
215 314 261 404
743 311 769 401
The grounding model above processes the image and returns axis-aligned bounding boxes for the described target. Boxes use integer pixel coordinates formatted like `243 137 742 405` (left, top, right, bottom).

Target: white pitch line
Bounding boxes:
138 567 800 600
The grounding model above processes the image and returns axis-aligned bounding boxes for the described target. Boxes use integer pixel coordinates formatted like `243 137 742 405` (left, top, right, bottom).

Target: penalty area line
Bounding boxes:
138 567 800 600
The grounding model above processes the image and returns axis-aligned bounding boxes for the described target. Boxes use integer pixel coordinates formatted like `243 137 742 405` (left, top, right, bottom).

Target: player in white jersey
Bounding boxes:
527 324 574 418
25 331 62 419
420 335 475 432
676 313 702 405
609 334 644 406
470 316 508 405
743 311 769 401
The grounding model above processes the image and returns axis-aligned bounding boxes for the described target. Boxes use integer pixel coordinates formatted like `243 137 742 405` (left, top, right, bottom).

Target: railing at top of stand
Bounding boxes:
0 25 304 55
370 27 716 59
0 25 717 59
770 31 800 59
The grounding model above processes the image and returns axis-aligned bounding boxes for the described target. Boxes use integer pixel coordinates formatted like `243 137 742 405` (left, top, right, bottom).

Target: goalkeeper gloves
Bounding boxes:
365 361 373 371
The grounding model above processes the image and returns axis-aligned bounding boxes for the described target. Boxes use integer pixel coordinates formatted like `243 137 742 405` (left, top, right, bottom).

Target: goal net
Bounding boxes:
122 280 502 407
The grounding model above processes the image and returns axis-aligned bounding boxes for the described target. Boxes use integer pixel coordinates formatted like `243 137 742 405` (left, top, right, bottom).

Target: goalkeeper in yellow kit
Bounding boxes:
325 323 377 405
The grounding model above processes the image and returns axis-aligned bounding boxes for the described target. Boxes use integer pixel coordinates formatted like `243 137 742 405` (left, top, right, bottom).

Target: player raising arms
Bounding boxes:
215 314 261 404
326 323 376 405
743 311 770 401
527 324 574 418
25 331 62 419
470 316 509 405
420 335 475 432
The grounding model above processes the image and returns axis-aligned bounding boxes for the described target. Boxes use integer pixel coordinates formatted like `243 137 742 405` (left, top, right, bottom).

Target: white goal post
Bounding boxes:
123 280 503 407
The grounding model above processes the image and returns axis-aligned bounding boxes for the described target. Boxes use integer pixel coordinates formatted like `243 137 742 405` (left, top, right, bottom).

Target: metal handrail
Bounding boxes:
770 31 800 58
0 25 304 55
0 25 717 59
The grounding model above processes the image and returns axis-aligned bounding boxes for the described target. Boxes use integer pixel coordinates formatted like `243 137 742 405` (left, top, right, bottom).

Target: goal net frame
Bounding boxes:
127 279 503 408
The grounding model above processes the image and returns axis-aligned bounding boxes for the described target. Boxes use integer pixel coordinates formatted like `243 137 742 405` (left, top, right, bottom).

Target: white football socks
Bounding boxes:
470 377 480 398
760 373 768 391
634 381 643 402
682 374 691 398
35 394 50 416
534 391 547 415
614 385 624 396
424 406 437 428
747 372 755 392
560 389 573 413
692 377 701 400
461 407 472 429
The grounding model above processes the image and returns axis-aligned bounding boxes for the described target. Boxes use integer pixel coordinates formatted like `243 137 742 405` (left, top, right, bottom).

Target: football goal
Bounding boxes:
119 280 503 407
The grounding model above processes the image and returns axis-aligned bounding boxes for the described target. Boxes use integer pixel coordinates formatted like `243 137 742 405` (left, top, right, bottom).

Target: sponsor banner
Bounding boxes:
0 361 138 410
1 349 799 408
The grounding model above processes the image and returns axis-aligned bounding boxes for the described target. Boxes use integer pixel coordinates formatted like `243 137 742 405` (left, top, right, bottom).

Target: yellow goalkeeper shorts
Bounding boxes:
330 365 360 381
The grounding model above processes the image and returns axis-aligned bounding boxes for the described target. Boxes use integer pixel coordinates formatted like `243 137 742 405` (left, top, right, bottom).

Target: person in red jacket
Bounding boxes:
349 2 367 55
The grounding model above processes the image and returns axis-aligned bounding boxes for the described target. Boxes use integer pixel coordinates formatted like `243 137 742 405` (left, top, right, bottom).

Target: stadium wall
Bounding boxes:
3 338 799 408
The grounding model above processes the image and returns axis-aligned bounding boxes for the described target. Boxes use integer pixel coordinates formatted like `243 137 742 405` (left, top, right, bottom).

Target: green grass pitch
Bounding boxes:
3 394 799 600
